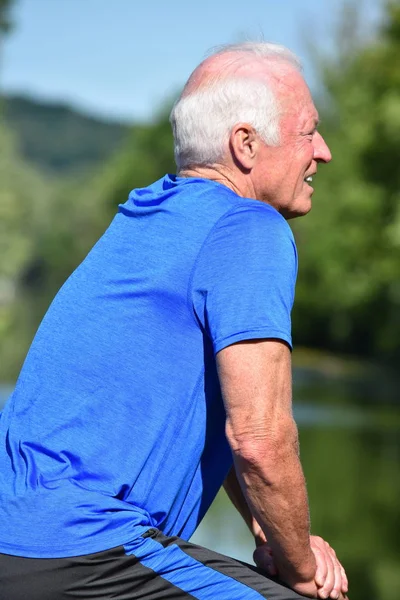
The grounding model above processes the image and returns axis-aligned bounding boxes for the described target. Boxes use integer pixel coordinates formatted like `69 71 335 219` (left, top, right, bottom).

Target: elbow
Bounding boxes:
226 417 300 467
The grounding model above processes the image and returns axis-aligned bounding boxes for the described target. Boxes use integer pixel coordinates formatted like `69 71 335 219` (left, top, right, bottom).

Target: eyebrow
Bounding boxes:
300 116 320 133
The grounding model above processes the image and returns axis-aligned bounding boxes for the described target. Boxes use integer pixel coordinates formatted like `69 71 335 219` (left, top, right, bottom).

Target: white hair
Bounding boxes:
170 42 303 171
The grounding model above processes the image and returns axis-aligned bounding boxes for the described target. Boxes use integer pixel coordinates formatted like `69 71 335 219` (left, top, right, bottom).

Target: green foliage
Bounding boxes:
292 0 400 362
0 0 13 35
3 94 130 176
2 2 400 373
0 91 176 380
19 107 176 297
300 423 400 600
1 4 399 597
89 106 176 220
200 396 400 600
0 118 54 378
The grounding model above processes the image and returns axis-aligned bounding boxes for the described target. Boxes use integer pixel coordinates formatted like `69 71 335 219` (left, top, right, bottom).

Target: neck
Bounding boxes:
178 164 256 200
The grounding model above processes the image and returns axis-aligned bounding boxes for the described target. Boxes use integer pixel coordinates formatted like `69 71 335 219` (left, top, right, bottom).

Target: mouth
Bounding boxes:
304 174 315 184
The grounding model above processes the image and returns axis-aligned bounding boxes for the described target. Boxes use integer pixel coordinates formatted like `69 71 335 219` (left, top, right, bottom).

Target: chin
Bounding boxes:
288 188 315 219
264 191 313 220
282 200 312 220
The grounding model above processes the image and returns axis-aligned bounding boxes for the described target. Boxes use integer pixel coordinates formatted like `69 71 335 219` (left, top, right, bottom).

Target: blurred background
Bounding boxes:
0 0 399 598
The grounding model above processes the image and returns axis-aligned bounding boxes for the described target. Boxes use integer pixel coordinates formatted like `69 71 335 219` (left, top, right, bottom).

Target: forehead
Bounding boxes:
272 69 319 128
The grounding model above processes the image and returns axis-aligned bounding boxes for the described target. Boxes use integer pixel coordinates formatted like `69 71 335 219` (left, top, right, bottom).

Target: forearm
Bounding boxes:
223 466 252 528
230 418 315 584
223 466 266 544
217 340 346 597
217 340 316 587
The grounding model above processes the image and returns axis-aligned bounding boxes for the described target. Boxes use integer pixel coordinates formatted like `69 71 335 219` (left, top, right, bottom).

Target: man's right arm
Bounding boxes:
217 338 318 596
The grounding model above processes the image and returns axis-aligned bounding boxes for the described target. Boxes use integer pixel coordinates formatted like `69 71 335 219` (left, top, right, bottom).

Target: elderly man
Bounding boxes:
0 43 347 600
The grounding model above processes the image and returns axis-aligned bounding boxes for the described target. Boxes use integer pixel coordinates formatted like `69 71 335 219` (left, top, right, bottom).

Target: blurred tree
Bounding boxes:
0 120 53 379
1 3 400 597
3 1 400 376
21 107 176 296
292 0 400 363
300 422 400 600
0 99 175 380
3 94 130 176
0 0 13 35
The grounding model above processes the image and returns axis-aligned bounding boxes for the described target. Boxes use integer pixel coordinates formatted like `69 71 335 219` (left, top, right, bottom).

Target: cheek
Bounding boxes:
303 143 315 165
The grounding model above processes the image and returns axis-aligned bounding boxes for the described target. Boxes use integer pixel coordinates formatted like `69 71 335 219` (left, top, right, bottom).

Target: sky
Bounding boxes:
1 0 383 123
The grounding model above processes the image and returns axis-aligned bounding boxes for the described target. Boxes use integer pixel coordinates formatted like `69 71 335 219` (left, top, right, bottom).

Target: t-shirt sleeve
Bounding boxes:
190 203 298 354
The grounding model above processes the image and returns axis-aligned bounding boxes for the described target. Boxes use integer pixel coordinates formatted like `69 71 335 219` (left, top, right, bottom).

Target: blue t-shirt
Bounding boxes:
0 175 297 558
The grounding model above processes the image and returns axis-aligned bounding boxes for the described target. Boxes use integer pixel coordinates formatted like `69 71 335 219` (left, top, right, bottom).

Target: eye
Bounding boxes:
302 132 314 141
303 129 317 141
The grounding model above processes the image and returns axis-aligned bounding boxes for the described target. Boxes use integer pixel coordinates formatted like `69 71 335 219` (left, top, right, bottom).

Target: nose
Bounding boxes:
313 131 332 163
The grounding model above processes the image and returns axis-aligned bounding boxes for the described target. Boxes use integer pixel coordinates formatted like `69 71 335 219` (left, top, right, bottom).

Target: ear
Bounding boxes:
229 123 260 171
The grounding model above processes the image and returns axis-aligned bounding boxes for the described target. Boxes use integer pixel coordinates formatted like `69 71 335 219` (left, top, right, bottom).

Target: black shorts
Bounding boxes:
0 528 309 599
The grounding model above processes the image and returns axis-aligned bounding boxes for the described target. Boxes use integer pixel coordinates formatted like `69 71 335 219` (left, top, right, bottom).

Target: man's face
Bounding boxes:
253 71 331 219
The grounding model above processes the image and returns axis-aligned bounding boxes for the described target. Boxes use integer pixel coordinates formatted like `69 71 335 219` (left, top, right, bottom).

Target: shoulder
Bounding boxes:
203 200 297 265
217 200 295 238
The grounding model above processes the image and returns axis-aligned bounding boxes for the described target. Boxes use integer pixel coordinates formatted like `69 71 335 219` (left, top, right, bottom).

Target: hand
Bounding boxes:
253 536 349 600
310 535 348 600
253 544 319 597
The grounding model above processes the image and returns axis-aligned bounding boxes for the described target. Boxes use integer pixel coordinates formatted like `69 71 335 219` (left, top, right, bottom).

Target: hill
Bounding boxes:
2 94 132 176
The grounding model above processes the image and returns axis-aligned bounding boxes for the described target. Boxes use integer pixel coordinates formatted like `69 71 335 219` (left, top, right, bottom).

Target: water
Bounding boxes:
194 369 400 600
1 371 399 600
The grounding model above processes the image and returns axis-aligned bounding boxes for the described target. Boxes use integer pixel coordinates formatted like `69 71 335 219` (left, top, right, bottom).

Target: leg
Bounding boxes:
123 528 312 600
0 530 311 600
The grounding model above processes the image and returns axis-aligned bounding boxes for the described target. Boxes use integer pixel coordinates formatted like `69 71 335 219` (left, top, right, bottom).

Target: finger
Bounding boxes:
340 563 348 594
318 544 335 599
329 548 348 595
312 544 328 588
329 556 342 599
